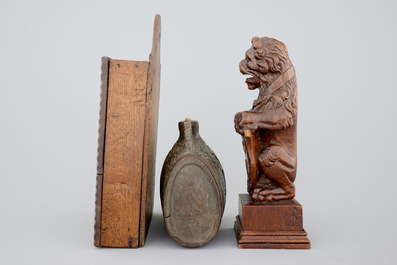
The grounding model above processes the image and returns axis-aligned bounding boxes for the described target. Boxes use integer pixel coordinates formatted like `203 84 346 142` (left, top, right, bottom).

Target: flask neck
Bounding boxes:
178 119 199 151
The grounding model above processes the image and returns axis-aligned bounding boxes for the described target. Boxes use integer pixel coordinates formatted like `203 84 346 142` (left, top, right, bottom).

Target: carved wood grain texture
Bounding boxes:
139 14 161 247
100 60 148 248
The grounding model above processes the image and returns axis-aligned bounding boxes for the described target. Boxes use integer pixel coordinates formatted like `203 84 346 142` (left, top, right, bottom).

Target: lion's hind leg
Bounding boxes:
253 145 297 201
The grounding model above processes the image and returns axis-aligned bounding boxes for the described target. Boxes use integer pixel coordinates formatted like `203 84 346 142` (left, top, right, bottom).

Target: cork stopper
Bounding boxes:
185 117 192 122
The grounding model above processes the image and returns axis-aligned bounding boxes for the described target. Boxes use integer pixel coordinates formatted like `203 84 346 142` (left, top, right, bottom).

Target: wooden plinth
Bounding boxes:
234 194 310 249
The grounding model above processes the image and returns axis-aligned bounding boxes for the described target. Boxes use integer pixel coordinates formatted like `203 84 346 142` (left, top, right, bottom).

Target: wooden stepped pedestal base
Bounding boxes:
234 194 310 249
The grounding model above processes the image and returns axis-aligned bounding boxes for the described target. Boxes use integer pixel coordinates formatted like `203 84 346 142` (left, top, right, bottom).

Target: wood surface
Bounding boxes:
139 14 161 247
160 119 226 248
243 128 260 193
233 37 309 248
100 60 149 248
234 37 297 202
234 194 310 249
94 56 110 247
94 15 161 248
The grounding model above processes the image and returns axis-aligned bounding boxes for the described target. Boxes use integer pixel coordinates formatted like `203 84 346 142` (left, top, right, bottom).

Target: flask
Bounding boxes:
160 118 226 248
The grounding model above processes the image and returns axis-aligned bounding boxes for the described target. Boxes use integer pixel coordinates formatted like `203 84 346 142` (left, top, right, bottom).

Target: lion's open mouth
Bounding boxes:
245 76 260 90
240 61 260 90
243 70 260 90
245 76 257 85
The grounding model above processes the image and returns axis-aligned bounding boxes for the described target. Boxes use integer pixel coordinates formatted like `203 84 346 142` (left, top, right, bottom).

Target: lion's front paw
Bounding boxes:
234 111 243 134
235 111 260 134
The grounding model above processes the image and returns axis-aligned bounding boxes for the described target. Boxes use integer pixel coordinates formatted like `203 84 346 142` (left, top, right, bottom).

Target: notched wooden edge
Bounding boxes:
94 174 104 247
94 56 110 247
96 56 111 175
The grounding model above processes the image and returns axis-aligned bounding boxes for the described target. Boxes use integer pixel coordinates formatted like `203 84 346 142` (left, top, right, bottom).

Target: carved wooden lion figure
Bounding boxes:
234 36 297 202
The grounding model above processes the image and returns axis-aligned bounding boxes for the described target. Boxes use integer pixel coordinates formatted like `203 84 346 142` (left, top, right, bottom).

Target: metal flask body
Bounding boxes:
160 119 226 248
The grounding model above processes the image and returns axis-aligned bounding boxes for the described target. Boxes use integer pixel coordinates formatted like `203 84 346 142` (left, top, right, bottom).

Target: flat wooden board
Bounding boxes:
100 60 149 247
139 14 161 247
94 15 161 248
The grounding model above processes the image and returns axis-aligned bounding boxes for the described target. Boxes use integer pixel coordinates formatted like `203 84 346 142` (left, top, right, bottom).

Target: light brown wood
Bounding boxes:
94 15 161 248
100 60 149 248
139 14 161 247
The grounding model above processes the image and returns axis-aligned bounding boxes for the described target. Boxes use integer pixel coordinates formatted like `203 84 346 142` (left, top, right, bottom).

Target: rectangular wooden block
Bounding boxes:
238 193 303 231
100 60 148 248
94 15 161 248
235 193 310 249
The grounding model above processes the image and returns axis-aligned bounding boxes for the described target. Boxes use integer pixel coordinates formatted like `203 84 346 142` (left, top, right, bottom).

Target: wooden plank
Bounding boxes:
100 60 149 248
139 14 161 247
94 56 110 247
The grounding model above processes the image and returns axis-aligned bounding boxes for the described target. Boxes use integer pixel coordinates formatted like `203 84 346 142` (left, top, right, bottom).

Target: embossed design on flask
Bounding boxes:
160 118 226 248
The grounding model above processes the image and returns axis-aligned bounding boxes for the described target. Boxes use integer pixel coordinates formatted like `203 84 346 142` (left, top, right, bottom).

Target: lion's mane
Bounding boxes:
251 37 297 129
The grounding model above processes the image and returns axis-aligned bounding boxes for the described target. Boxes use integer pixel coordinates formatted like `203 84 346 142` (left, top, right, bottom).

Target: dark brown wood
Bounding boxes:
94 15 161 248
160 119 226 248
238 193 303 231
234 194 310 249
234 37 309 249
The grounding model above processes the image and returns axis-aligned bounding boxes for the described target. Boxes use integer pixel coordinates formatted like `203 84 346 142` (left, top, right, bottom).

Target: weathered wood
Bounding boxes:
97 57 110 176
234 194 310 249
100 60 148 248
139 14 161 247
94 56 110 247
160 119 226 248
94 15 161 248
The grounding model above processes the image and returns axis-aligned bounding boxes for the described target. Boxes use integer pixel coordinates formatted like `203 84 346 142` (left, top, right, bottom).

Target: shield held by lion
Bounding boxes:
234 36 298 202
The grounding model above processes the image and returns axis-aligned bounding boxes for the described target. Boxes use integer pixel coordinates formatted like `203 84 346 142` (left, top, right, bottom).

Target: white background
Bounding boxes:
1 0 396 264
